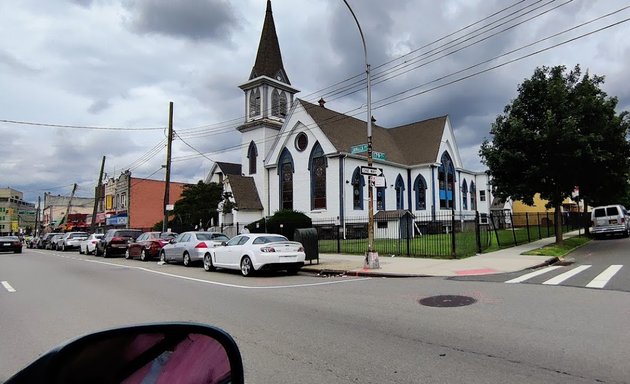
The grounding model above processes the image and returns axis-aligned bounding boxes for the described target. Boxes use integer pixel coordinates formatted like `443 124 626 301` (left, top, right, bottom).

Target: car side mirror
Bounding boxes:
5 323 244 384
221 241 227 246
170 239 177 244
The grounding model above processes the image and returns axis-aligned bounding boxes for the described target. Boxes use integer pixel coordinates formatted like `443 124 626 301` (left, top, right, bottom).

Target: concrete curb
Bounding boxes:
300 265 431 278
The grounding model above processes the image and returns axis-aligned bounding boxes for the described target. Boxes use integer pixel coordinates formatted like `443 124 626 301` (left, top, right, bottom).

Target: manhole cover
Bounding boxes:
419 295 477 307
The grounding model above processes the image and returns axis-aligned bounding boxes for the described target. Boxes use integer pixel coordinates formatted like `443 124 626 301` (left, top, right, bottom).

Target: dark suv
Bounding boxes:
96 229 143 258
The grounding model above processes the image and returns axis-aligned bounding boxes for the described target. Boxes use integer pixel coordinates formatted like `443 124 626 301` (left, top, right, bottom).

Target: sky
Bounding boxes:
2 0 630 204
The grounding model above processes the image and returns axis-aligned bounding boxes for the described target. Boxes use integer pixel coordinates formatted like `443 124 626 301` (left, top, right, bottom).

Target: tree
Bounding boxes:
480 65 630 244
154 181 223 232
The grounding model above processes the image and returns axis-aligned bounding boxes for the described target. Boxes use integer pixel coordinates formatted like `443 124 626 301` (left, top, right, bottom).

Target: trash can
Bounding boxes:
294 228 319 264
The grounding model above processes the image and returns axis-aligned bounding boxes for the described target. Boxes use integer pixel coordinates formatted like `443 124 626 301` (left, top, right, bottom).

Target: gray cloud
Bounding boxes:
125 0 240 42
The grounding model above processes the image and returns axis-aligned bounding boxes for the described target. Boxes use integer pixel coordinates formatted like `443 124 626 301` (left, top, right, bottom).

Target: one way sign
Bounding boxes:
360 166 383 176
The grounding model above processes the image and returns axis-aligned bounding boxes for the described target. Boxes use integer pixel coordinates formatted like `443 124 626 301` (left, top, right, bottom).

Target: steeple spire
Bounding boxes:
249 0 290 84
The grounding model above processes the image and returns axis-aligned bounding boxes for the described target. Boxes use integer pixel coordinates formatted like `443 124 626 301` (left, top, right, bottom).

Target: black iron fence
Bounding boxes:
311 211 588 259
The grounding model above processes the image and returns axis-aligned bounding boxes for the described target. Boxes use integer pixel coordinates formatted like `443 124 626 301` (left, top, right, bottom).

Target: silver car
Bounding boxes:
159 231 230 267
56 232 89 251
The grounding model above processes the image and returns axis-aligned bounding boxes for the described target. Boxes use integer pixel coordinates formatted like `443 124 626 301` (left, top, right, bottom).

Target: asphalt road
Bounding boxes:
1 248 630 383
452 235 630 292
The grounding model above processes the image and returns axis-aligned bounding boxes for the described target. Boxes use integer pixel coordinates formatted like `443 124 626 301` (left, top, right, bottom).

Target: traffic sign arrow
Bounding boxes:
360 166 383 176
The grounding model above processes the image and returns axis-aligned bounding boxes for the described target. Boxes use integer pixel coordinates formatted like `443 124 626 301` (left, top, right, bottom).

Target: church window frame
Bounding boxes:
308 142 327 210
278 148 294 211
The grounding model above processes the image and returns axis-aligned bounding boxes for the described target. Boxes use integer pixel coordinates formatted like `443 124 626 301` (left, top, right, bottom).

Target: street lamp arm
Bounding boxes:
342 0 368 65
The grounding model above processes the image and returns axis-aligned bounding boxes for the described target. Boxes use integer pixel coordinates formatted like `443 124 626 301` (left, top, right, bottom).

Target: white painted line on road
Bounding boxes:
542 265 591 285
1 281 16 293
585 265 623 289
505 266 562 284
75 256 373 289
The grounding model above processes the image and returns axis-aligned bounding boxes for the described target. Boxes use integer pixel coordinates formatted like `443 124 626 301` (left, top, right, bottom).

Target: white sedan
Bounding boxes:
79 234 104 255
204 233 305 276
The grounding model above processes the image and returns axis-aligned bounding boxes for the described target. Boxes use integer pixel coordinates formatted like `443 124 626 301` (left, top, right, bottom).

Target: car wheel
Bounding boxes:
61 244 66 252
14 249 22 254
183 252 191 267
203 253 215 272
287 267 300 275
124 249 131 259
79 247 84 255
140 249 148 262
103 247 109 258
160 251 167 264
240 256 254 277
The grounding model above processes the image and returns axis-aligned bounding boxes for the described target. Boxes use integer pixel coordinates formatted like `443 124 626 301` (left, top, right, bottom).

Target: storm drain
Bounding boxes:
419 295 477 308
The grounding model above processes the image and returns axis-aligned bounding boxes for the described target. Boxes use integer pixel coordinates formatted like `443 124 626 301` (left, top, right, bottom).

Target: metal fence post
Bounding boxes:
475 211 481 254
546 211 550 237
336 224 341 253
451 209 456 259
526 212 531 243
510 212 517 246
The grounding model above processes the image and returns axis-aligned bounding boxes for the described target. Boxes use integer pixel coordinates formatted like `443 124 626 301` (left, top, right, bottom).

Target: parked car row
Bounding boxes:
26 228 307 277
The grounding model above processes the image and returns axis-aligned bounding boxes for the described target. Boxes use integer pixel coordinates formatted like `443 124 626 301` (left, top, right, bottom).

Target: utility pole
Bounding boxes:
34 195 40 236
162 102 174 233
91 156 106 233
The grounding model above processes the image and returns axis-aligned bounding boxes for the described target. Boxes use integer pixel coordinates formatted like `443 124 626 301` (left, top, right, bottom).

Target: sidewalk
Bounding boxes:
301 230 583 277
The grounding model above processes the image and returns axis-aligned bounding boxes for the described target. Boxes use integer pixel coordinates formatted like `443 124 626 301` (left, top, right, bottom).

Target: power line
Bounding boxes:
0 119 166 131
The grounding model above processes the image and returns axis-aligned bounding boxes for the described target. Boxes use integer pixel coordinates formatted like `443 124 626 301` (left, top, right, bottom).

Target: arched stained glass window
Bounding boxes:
351 167 364 210
377 178 386 211
395 174 405 210
413 175 427 210
278 148 294 210
438 152 456 209
309 142 327 210
462 179 468 210
247 141 258 175
470 182 477 211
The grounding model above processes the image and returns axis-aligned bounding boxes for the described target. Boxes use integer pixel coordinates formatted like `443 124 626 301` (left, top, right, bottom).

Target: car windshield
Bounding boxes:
254 236 288 244
115 231 142 238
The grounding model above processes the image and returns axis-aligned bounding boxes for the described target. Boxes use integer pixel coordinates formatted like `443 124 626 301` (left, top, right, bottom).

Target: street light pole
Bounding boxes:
342 0 379 268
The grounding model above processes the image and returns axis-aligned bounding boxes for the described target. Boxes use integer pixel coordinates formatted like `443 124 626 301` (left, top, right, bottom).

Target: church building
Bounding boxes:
207 1 492 232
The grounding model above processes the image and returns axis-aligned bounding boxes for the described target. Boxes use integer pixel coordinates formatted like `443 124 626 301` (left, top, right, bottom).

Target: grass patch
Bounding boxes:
522 236 591 257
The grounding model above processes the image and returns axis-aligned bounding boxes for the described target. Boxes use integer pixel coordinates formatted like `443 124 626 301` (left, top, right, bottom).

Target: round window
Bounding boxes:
295 132 308 152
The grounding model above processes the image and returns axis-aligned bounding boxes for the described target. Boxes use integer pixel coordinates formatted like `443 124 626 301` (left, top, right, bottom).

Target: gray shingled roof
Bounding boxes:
299 100 446 166
216 162 242 176
249 0 290 84
227 175 263 210
374 210 415 220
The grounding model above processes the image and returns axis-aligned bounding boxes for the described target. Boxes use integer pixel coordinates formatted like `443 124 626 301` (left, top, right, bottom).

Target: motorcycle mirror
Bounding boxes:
6 322 244 384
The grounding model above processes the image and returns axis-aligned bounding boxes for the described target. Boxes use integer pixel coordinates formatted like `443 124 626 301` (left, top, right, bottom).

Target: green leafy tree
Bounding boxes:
480 65 630 243
153 181 223 232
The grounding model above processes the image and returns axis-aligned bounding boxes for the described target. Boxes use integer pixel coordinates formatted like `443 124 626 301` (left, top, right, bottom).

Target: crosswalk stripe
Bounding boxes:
542 265 591 285
505 266 563 284
585 265 623 289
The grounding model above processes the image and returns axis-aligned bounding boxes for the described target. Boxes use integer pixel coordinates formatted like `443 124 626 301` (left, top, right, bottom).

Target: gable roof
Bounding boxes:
216 162 242 176
226 175 263 210
299 100 446 166
249 0 290 84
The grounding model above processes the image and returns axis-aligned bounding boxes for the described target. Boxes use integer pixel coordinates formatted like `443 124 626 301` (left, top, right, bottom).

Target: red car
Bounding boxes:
125 232 177 261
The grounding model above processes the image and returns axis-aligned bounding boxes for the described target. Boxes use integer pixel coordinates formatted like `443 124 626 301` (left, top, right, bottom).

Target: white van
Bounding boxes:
591 204 630 238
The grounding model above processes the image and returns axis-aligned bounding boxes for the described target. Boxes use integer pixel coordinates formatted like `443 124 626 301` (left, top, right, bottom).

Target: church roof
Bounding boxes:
215 162 242 176
226 175 263 211
249 0 290 84
299 100 447 166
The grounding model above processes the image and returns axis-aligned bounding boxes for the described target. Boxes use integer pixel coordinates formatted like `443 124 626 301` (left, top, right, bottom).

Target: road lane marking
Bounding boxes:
505 266 562 284
585 265 623 289
1 281 16 293
542 265 591 285
57 254 373 289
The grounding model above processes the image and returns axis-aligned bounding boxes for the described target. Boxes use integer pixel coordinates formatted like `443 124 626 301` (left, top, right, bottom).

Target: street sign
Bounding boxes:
361 166 383 176
372 151 387 160
370 176 386 187
350 143 368 154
